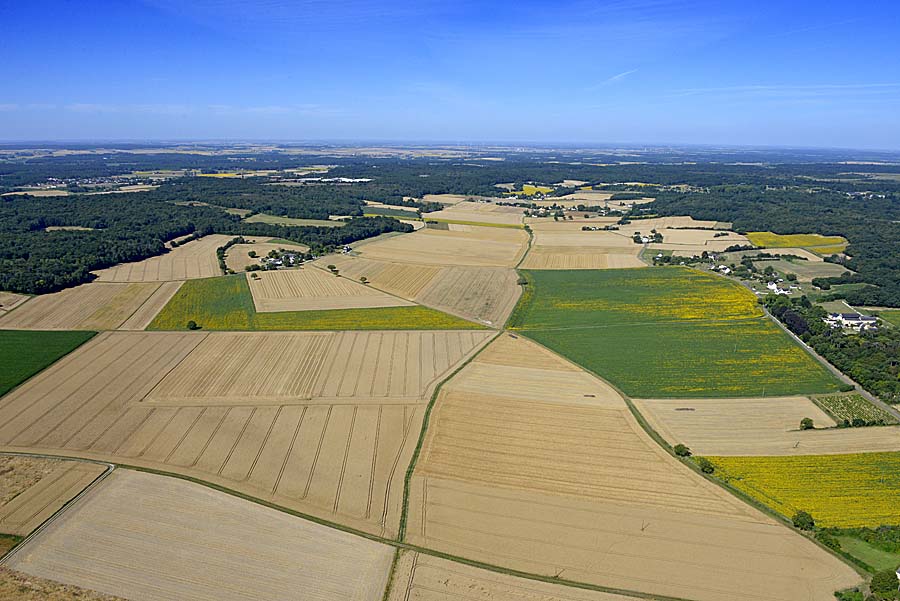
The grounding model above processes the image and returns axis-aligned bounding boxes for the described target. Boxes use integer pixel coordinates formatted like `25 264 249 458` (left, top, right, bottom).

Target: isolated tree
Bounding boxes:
673 444 692 457
327 264 336 271
248 250 257 258
359 276 368 284
792 510 815 531
696 457 715 474
800 417 815 430
186 320 200 330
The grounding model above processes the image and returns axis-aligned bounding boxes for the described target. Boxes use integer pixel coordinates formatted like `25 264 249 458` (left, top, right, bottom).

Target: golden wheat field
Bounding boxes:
404 334 858 601
388 550 637 601
0 282 164 330
355 226 528 267
424 201 525 226
7 469 394 601
0 291 28 317
520 220 645 269
246 268 414 312
0 330 493 537
0 456 104 537
93 234 232 282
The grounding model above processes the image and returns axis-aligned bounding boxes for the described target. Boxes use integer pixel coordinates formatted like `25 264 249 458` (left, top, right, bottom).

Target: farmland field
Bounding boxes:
405 334 858 601
0 330 492 537
223 238 308 272
244 212 344 227
746 231 849 255
520 220 644 270
93 234 233 282
0 283 161 330
708 452 900 527
247 268 413 312
881 310 900 326
0 291 28 316
0 566 125 600
0 330 95 397
759 258 851 281
424 201 525 226
148 274 482 330
511 268 841 397
812 393 898 425
6 469 393 601
355 226 528 267
633 396 900 455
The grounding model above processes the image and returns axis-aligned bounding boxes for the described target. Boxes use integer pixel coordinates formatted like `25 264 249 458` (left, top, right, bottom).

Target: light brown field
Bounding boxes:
6 469 394 601
405 335 859 601
0 283 160 330
365 201 421 214
2 189 69 197
0 330 492 537
320 257 520 326
388 550 637 601
116 282 183 330
425 201 524 226
521 222 644 269
92 235 233 282
0 292 29 317
224 239 308 272
633 396 900 456
0 566 126 601
247 268 413 312
0 458 104 537
43 226 94 232
422 194 470 205
356 227 528 267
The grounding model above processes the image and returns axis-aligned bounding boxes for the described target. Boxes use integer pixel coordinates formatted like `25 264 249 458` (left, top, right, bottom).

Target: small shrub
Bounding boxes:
793 510 815 531
696 457 714 474
186 320 201 331
673 444 692 457
839 383 855 392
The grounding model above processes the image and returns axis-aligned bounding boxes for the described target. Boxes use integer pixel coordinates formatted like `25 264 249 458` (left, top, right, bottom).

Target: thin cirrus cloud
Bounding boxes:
669 83 900 99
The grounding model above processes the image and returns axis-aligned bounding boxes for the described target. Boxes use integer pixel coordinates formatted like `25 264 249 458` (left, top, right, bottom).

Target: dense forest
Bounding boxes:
0 190 409 293
649 187 900 307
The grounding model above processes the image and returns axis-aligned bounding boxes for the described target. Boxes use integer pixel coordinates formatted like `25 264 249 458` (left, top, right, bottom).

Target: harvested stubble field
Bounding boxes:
319 257 521 326
388 550 637 601
7 469 394 601
520 221 644 270
92 234 233 282
813 393 899 425
0 292 28 316
0 330 95 397
511 268 841 397
406 335 858 601
633 396 900 455
708 452 900 528
0 283 166 331
247 268 413 312
424 201 525 226
0 566 126 601
746 231 849 255
355 226 528 267
0 330 492 536
244 212 344 227
149 274 482 331
0 456 104 537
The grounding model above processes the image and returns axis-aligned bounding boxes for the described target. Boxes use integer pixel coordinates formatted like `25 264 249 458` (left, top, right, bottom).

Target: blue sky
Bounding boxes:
1 0 899 148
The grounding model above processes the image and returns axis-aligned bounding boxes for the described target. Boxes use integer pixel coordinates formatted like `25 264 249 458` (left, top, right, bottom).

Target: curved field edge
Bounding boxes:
0 450 687 601
506 267 841 397
0 330 97 397
147 274 486 331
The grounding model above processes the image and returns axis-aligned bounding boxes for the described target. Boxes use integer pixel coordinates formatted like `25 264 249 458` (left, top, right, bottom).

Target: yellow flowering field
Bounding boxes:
709 453 900 527
746 231 848 254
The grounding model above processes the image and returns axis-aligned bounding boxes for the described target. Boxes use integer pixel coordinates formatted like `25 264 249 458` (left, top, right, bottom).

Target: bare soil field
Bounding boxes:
425 201 524 226
93 235 233 282
0 292 29 317
320 257 520 325
0 458 104 537
388 550 636 601
116 282 183 330
0 330 492 537
0 283 160 330
247 268 413 312
355 227 528 267
634 396 900 456
405 335 859 601
224 239 308 272
6 469 393 601
0 567 126 601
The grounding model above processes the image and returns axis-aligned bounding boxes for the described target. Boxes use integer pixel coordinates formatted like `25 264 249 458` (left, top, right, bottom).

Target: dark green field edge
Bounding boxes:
146 273 486 331
0 330 97 398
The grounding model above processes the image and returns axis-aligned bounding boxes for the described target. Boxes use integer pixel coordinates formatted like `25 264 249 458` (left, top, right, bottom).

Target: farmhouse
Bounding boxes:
826 313 878 331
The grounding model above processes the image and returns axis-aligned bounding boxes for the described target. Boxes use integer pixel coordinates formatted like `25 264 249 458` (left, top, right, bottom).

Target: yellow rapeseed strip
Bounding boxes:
746 231 847 251
709 453 900 528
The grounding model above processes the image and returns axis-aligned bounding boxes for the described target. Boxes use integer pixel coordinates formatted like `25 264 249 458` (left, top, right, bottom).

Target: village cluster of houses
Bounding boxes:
824 312 879 331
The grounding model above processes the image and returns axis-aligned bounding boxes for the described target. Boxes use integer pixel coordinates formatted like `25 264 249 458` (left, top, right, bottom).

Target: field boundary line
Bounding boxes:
0 452 114 565
116 281 163 330
514 333 870 582
0 449 692 601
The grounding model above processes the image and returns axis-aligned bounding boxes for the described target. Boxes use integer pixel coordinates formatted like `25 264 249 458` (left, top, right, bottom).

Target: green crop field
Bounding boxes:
510 267 841 397
812 393 898 425
0 330 96 397
881 311 900 327
148 274 484 331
